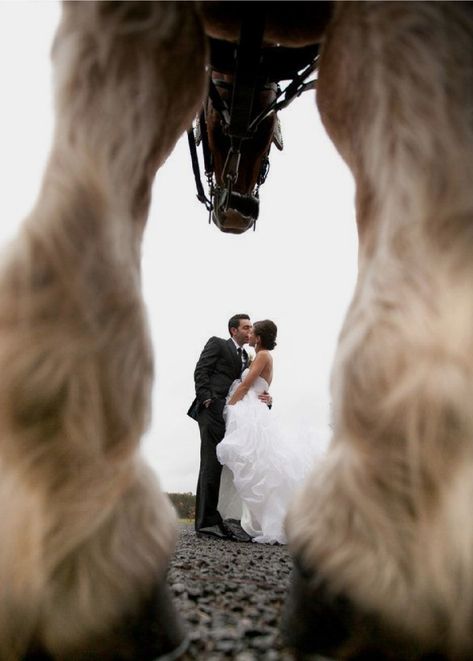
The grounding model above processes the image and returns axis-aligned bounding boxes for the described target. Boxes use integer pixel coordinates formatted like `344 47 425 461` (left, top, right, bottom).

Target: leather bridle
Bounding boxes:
188 10 319 230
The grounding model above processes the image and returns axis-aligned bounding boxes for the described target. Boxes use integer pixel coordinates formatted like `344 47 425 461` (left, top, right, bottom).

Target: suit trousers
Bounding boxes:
195 399 226 530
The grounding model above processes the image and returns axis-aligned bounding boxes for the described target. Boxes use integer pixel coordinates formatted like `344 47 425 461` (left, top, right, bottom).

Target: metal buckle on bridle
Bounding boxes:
222 141 242 210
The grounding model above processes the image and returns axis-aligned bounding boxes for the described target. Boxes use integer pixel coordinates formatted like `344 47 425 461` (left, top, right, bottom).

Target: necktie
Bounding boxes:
237 347 244 374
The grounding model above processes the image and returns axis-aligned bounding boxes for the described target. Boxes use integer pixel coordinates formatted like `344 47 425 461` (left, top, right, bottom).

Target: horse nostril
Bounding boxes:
226 191 260 219
211 190 259 234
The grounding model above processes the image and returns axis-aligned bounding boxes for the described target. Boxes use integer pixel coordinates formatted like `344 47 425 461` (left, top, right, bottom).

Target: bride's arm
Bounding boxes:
227 352 269 405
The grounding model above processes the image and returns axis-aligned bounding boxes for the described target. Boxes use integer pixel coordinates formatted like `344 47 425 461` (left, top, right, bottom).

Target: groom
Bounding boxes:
188 314 269 541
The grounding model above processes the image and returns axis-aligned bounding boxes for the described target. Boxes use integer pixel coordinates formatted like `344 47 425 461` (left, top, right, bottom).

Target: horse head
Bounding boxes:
206 73 280 234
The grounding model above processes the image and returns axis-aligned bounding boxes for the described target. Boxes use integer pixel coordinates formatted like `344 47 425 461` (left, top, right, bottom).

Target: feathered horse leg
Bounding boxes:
0 2 206 659
284 2 473 659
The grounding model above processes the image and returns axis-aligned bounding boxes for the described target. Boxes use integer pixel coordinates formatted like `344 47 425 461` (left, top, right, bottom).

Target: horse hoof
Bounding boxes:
25 579 188 661
281 558 357 658
281 558 446 660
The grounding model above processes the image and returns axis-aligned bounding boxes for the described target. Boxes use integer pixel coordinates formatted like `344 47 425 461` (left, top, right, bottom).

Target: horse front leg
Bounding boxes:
283 2 473 659
0 2 206 659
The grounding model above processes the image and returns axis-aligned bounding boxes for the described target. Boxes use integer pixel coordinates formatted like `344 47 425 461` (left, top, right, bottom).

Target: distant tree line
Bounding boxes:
167 492 196 519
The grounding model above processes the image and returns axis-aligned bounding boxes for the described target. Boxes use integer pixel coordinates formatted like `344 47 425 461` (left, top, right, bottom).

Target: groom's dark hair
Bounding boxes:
228 314 250 335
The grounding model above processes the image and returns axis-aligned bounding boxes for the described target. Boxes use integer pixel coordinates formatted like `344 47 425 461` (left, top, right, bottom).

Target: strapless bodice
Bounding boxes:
241 368 269 395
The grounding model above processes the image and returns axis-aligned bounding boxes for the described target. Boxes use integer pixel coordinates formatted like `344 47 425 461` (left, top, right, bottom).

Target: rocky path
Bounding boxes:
168 524 296 660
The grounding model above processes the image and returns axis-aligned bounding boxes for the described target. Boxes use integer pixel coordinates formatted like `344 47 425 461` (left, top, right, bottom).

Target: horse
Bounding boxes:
1 1 473 660
189 31 319 234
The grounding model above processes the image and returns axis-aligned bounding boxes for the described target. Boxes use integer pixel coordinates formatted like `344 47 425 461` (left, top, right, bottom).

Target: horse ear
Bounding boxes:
272 115 283 151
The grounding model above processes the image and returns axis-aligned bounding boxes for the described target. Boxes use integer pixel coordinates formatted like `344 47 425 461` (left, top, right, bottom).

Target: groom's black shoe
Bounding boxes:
196 523 235 540
223 519 253 543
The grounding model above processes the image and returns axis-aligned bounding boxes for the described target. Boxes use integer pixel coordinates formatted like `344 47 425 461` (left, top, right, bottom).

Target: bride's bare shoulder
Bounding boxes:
255 349 271 360
256 350 272 366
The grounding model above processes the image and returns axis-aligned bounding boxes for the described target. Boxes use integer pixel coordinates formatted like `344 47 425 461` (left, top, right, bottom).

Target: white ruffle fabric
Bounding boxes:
217 369 323 544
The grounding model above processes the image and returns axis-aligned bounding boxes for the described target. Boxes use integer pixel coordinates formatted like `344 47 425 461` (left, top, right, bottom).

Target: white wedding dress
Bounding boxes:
216 368 323 544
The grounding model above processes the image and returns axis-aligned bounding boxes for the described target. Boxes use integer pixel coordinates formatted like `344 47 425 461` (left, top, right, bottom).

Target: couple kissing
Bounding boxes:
188 313 315 545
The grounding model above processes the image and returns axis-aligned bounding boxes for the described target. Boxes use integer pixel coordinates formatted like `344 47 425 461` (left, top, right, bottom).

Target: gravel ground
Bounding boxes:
168 523 297 660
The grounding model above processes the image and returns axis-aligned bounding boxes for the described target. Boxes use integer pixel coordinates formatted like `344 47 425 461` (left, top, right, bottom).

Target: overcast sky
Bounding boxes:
0 1 358 493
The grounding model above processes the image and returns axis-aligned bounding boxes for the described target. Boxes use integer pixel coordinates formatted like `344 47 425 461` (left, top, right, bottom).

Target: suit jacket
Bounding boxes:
187 336 244 421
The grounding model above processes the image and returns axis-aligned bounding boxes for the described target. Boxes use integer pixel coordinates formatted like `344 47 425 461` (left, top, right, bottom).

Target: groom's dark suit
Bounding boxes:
188 336 247 531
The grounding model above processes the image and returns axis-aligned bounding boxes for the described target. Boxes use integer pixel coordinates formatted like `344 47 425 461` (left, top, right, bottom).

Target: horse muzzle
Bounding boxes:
212 189 259 234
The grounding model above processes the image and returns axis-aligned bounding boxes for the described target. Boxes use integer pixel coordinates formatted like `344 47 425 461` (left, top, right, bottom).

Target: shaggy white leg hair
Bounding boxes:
0 2 206 658
287 1 473 656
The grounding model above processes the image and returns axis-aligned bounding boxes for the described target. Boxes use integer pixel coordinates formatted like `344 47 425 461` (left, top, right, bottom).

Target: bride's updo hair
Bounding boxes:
253 320 277 350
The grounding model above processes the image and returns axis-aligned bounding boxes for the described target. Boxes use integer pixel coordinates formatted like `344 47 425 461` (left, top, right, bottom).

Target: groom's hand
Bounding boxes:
203 399 212 408
259 392 272 408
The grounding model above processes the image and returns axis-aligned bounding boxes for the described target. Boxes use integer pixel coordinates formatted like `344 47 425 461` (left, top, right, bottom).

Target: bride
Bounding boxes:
217 320 320 544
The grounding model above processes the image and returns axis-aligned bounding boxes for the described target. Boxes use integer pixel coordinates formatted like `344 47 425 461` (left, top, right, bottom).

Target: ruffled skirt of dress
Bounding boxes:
217 389 320 544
